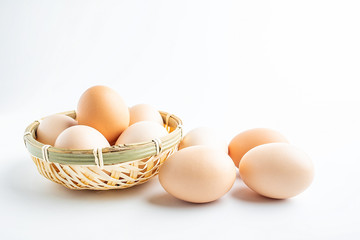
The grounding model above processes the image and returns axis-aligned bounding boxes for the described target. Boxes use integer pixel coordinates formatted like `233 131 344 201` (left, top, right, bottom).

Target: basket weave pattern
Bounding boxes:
31 147 176 190
24 110 182 190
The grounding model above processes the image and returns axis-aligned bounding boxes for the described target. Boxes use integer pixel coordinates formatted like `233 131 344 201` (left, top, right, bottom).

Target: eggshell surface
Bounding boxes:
36 114 77 146
77 85 129 145
178 127 228 153
229 128 288 167
54 125 110 150
115 121 168 145
129 104 163 126
239 143 314 199
159 146 236 203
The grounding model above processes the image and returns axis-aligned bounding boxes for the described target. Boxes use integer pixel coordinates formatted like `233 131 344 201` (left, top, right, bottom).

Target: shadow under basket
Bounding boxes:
23 110 183 190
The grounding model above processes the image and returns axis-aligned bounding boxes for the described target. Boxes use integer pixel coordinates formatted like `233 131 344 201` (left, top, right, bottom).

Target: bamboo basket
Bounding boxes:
23 110 183 190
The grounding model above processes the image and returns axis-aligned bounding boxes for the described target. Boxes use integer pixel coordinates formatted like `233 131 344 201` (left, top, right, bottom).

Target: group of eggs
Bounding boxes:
36 85 171 149
160 128 314 203
35 85 314 203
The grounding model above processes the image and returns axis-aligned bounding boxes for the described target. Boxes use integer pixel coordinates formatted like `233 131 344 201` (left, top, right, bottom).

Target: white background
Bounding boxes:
1 0 360 239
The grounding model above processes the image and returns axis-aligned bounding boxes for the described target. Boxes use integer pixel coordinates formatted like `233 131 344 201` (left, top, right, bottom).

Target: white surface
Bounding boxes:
1 0 360 239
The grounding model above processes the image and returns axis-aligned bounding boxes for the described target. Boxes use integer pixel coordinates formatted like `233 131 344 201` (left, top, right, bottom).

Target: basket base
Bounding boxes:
30 146 176 190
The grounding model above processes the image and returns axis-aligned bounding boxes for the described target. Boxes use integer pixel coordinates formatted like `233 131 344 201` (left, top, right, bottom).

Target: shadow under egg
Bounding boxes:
232 184 288 204
147 192 219 208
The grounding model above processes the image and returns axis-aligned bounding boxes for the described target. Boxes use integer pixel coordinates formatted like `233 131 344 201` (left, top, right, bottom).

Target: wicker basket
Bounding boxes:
23 110 182 190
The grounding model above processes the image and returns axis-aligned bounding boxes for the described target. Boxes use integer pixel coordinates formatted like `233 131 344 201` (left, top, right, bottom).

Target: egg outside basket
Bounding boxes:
23 110 183 190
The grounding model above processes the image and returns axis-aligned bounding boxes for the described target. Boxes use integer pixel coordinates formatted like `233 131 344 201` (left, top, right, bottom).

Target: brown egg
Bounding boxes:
115 121 168 145
239 143 314 199
178 127 228 153
129 104 163 126
36 114 77 146
77 85 129 145
159 146 236 203
228 128 288 167
54 125 110 150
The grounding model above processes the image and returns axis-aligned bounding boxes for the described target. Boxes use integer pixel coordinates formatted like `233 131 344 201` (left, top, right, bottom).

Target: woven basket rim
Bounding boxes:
24 110 182 166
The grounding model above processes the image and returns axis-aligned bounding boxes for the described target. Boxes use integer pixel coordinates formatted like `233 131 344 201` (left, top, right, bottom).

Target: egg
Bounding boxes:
36 114 77 146
228 128 288 168
54 125 110 150
239 143 314 199
159 146 236 203
77 85 129 145
178 127 228 153
115 121 168 145
129 104 163 126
